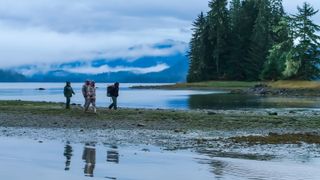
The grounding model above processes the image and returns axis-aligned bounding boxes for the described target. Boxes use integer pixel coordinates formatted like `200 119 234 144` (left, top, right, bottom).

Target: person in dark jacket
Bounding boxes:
64 81 75 109
108 82 119 110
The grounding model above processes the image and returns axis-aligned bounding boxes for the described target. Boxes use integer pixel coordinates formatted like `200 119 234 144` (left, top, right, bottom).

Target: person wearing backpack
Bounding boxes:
107 82 119 110
64 81 75 109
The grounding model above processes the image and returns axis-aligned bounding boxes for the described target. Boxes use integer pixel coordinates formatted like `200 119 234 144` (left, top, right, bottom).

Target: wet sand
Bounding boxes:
0 100 319 131
0 100 320 146
1 100 320 168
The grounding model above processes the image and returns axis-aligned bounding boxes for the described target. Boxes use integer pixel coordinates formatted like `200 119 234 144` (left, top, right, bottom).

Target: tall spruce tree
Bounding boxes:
287 2 320 79
246 0 273 81
261 0 289 80
207 0 230 80
228 0 243 80
262 17 293 80
238 0 259 80
187 12 207 82
269 0 285 43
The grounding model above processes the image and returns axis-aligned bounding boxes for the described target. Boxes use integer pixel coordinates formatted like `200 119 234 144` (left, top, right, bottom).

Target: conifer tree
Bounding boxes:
228 0 243 80
187 12 207 82
247 0 273 80
287 2 320 79
207 0 230 79
262 17 293 80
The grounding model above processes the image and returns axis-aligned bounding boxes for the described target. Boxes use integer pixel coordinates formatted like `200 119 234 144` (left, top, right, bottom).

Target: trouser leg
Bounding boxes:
92 99 96 113
84 98 90 111
83 96 88 107
112 97 117 110
66 97 71 109
108 98 113 109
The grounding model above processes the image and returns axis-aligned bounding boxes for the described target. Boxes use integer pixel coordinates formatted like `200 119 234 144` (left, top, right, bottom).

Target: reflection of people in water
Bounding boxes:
63 142 73 171
107 150 119 164
82 144 96 177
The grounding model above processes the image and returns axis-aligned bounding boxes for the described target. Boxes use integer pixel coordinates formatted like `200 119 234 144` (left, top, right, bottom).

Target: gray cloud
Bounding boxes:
0 0 318 69
0 0 206 68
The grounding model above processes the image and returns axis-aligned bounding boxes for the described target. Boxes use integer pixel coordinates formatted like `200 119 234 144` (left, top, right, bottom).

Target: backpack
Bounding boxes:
107 85 114 97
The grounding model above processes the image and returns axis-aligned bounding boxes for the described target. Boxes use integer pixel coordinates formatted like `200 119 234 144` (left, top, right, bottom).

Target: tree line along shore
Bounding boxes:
187 0 320 82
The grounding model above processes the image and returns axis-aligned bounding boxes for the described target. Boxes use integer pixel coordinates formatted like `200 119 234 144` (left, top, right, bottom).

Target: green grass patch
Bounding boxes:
132 81 258 90
268 80 320 89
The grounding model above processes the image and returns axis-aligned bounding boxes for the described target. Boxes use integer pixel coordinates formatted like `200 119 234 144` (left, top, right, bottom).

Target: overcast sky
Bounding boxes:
0 0 319 69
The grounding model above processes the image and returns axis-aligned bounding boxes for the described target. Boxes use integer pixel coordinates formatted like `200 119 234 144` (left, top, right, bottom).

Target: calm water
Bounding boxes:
1 137 320 180
0 83 320 110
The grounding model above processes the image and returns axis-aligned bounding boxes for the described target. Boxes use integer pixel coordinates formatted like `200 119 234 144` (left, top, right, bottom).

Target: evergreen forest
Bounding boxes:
187 0 320 82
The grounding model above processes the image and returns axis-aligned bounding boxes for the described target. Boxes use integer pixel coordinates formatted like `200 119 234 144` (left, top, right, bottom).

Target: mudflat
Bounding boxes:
1 100 320 155
0 100 319 131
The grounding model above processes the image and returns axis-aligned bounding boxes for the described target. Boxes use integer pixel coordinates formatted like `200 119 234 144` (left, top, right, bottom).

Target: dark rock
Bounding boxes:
207 111 217 115
80 129 84 132
36 88 46 90
174 129 186 133
38 141 43 143
268 112 278 116
141 148 150 152
137 123 146 127
268 132 279 136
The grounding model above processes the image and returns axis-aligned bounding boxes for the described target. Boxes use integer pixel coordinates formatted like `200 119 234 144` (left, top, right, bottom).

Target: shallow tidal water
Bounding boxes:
1 83 320 110
1 136 320 180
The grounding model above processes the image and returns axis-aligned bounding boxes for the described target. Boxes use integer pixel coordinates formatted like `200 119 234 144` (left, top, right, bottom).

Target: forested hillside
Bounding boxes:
187 0 320 82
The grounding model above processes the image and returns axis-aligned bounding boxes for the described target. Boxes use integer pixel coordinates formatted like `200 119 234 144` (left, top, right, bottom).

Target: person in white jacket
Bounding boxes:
84 81 97 113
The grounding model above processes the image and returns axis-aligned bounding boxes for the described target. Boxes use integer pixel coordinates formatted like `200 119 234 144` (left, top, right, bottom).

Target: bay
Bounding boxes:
0 83 320 110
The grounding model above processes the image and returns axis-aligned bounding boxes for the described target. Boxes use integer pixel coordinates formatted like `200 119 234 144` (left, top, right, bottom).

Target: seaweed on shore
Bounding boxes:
230 132 320 145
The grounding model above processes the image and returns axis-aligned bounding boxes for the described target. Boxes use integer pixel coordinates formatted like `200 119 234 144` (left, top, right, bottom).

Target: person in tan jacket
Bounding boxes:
84 81 97 113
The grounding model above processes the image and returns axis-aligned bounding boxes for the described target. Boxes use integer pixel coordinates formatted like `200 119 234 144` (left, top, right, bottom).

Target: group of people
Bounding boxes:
63 80 120 113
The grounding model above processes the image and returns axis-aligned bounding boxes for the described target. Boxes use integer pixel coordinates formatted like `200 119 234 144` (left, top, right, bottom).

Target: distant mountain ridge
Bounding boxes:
0 70 26 82
22 54 188 83
0 40 189 83
2 40 189 83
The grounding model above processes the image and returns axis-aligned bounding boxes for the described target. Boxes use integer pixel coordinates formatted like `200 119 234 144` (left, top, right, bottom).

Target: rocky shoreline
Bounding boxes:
0 100 319 130
231 83 320 97
1 100 320 159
